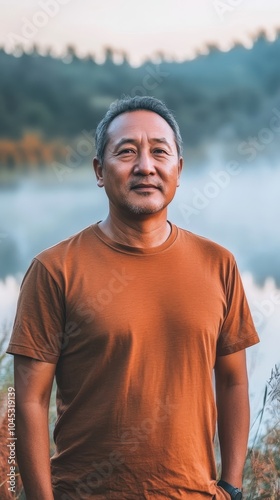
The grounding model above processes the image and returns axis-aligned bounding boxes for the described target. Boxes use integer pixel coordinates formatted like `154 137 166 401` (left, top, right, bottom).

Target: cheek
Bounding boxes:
103 173 128 195
165 170 180 187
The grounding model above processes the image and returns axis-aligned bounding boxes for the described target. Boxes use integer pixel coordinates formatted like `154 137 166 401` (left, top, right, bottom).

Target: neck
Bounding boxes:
98 210 171 248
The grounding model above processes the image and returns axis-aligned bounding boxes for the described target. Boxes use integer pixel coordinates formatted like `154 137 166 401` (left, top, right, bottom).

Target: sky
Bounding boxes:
0 0 279 64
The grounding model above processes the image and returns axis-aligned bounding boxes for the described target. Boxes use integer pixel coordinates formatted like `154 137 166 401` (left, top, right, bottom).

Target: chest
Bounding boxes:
63 253 227 357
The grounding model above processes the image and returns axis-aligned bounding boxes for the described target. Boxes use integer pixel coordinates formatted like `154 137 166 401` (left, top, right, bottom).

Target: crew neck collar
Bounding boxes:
91 221 178 255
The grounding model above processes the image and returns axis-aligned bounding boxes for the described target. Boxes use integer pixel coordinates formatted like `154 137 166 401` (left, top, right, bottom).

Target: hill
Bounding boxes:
0 33 279 166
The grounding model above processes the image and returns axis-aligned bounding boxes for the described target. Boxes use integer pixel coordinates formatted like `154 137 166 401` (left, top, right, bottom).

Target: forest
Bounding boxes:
0 31 280 169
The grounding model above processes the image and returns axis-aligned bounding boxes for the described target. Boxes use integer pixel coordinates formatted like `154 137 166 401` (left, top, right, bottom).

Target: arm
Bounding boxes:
14 354 56 500
215 349 250 489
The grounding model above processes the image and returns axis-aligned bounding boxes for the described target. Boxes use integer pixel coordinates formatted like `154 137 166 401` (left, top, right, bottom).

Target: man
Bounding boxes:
7 96 259 499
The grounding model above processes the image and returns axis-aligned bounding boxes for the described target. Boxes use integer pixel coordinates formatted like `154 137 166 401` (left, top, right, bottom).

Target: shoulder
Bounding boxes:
176 225 235 263
35 224 96 272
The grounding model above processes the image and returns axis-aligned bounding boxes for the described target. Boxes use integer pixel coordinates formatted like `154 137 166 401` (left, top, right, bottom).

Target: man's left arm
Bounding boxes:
215 349 250 489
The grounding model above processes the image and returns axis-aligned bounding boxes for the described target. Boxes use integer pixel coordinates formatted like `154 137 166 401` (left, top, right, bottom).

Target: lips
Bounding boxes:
131 184 160 190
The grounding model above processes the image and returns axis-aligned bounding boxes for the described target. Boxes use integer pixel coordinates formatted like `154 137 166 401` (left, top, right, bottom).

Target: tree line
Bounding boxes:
0 32 279 168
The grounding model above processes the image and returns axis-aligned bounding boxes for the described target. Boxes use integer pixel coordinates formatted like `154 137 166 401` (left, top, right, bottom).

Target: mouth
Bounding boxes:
131 184 160 191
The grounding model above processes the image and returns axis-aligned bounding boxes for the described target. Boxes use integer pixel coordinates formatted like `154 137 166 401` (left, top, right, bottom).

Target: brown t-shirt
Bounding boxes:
7 223 259 499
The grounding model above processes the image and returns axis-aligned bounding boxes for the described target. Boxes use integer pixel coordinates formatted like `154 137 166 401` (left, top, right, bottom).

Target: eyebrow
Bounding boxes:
113 137 172 151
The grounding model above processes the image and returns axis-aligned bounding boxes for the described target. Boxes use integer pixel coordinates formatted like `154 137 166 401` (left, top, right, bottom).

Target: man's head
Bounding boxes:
93 96 183 218
95 96 183 165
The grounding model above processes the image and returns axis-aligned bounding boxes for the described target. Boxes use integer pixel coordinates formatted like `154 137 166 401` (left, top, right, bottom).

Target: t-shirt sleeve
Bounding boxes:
6 258 65 364
217 259 259 356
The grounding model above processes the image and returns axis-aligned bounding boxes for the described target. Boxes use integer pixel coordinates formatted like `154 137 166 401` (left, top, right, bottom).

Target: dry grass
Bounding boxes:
0 325 22 499
245 365 280 499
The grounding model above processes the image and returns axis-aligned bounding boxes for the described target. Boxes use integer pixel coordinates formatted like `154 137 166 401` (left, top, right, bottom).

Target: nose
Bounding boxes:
133 151 156 175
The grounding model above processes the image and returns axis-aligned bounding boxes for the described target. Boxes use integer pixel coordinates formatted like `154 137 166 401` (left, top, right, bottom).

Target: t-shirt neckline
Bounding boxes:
91 221 178 255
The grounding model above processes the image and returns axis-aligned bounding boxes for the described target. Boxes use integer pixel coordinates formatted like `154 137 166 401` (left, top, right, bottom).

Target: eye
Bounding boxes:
117 148 136 155
153 148 168 155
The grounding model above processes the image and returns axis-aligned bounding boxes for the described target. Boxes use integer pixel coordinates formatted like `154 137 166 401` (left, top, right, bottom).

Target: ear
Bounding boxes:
93 157 104 187
176 157 183 187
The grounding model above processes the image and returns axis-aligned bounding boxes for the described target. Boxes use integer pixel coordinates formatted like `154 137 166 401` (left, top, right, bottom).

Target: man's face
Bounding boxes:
94 110 183 217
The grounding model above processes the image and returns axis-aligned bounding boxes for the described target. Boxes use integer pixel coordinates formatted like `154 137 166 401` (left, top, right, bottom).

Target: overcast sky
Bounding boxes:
0 0 279 63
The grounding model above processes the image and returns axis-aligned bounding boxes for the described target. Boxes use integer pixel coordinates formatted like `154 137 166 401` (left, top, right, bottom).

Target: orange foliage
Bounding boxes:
0 134 67 169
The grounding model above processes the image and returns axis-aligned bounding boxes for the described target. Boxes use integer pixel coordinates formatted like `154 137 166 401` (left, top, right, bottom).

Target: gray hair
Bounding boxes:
95 96 183 164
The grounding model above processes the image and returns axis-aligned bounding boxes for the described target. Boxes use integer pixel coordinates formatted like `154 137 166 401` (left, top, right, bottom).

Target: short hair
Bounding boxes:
95 96 183 164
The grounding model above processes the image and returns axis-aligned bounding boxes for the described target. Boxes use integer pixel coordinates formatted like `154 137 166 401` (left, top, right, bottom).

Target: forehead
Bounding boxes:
106 110 176 146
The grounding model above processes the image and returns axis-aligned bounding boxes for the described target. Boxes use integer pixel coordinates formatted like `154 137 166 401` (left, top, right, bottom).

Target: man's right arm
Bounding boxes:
14 355 56 500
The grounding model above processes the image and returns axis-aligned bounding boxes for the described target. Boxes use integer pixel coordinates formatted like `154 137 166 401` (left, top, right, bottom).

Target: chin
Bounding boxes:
124 202 166 215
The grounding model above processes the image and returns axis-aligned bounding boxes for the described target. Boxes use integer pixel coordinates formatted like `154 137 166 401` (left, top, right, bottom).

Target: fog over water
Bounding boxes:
0 162 279 433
